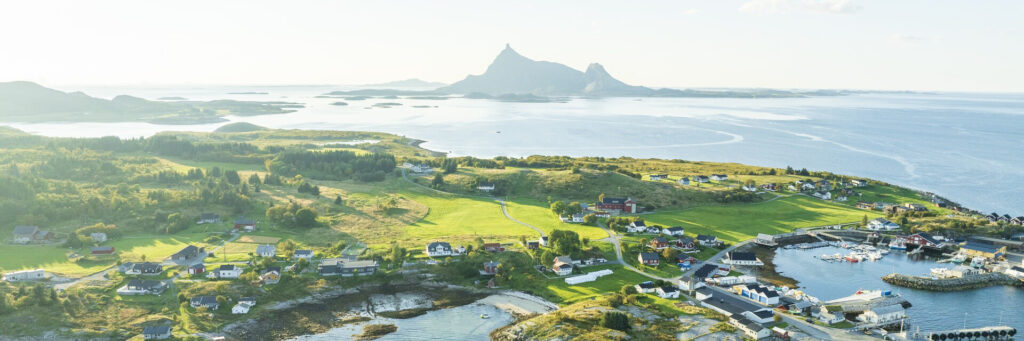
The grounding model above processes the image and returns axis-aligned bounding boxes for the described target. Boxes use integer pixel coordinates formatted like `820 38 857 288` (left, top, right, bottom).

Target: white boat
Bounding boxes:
951 254 966 263
481 313 490 319
888 239 907 250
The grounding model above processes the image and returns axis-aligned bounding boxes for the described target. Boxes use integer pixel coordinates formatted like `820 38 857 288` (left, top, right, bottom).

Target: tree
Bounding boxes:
279 240 297 258
583 213 597 225
598 193 606 204
862 215 868 226
248 173 262 185
540 250 556 267
224 170 241 185
601 311 631 331
549 201 567 216
295 208 318 227
566 202 583 215
661 248 679 261
334 195 343 205
431 173 444 188
620 284 638 296
549 230 582 256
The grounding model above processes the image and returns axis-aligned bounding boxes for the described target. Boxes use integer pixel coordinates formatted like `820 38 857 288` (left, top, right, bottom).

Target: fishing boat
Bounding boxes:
481 313 490 319
845 254 861 263
951 253 966 263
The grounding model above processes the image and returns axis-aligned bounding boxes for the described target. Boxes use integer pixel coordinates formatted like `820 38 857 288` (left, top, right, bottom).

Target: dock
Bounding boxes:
889 326 1017 340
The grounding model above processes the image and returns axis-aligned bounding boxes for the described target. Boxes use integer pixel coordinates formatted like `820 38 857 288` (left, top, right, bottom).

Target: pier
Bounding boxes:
882 273 1024 291
890 326 1017 340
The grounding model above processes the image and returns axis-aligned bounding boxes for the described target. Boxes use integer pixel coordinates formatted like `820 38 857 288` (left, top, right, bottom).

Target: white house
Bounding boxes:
635 281 657 294
552 256 574 276
851 179 868 187
656 286 680 299
812 191 832 200
91 232 107 243
627 221 647 233
662 226 685 236
645 226 661 234
858 304 905 324
2 269 45 281
867 218 900 231
426 241 454 257
677 177 690 185
743 309 775 324
710 174 729 181
293 250 314 260
256 244 276 258
730 316 770 340
742 185 758 192
214 264 243 279
477 182 495 192
738 284 780 306
801 182 817 190
723 252 764 266
817 306 846 324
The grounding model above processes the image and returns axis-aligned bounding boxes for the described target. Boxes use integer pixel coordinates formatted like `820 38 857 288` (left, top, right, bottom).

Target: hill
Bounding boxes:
438 45 818 98
360 78 447 89
214 122 269 133
0 81 303 124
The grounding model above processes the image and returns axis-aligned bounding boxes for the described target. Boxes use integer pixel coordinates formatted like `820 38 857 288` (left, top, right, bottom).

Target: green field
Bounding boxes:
642 195 880 243
537 264 653 304
503 198 610 241
0 234 211 276
397 191 537 248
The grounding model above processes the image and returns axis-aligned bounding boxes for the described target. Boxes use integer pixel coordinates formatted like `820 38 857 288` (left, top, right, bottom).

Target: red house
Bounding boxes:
638 252 660 266
482 261 499 275
596 197 637 214
649 237 669 250
91 246 115 255
233 218 256 232
483 243 505 252
188 263 206 275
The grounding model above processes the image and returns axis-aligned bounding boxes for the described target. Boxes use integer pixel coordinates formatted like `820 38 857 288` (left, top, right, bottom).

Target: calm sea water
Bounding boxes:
773 246 1023 331
4 85 1023 216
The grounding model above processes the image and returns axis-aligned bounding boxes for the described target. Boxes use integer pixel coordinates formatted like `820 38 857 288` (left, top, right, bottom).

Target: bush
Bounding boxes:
601 311 631 331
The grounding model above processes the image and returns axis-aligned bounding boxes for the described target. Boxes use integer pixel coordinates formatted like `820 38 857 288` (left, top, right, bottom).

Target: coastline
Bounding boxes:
220 282 556 341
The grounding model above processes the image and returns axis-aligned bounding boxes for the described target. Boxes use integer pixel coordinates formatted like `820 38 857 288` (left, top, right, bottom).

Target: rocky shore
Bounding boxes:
882 273 1024 291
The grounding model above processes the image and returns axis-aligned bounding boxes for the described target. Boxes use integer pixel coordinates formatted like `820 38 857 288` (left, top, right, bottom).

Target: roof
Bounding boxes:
870 304 905 315
750 309 773 319
677 236 695 244
695 287 714 296
790 301 812 309
191 295 218 306
256 244 276 253
189 263 205 269
636 281 656 289
914 232 941 245
630 220 646 227
554 255 573 266
294 249 313 256
142 326 171 335
262 266 281 274
658 286 679 293
693 264 719 278
961 240 1002 254
871 218 895 225
133 262 162 272
341 260 378 268
696 234 717 241
128 279 164 289
638 252 659 261
172 245 199 258
602 197 628 204
652 236 668 243
12 225 38 235
320 258 343 267
727 252 757 261
234 218 254 224
665 226 684 232
91 246 114 252
733 316 764 331
427 241 452 249
200 213 219 219
1009 266 1024 273
218 264 237 271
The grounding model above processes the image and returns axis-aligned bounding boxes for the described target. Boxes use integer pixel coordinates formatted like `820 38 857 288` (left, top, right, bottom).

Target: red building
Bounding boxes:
638 252 660 266
91 246 115 255
907 232 943 248
482 261 499 275
649 237 669 250
483 243 505 252
596 197 637 213
188 264 206 275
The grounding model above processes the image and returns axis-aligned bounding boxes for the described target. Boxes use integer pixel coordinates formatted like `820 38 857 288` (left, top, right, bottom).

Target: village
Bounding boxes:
2 159 1023 341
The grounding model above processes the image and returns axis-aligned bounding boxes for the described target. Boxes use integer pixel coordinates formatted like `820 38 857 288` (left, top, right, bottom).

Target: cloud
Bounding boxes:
890 34 931 43
740 0 861 14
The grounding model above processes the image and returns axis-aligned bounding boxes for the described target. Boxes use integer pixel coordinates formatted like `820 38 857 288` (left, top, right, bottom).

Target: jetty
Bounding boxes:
882 273 1024 291
889 326 1017 340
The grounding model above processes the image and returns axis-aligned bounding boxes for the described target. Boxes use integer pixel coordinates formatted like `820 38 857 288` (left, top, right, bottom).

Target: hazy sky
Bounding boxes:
1 0 1022 92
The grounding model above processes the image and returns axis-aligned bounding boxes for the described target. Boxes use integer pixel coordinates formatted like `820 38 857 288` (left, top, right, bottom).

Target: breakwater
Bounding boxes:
882 273 1024 291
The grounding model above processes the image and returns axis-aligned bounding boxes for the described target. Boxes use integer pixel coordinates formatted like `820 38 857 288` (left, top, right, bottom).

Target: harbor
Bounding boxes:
771 245 1024 333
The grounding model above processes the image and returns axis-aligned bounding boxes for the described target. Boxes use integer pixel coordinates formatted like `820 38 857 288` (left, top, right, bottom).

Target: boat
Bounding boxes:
845 255 860 263
888 238 907 250
951 254 966 263
481 313 490 319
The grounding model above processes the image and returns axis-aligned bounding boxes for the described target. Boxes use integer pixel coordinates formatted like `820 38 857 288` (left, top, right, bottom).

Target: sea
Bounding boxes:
4 85 1022 216
773 246 1024 331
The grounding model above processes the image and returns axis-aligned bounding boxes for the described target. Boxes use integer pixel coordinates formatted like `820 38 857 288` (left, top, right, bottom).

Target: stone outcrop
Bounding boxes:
882 272 1024 291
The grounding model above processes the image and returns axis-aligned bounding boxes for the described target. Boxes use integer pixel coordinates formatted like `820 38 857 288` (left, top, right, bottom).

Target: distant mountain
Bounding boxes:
439 45 819 98
0 81 302 124
361 78 447 89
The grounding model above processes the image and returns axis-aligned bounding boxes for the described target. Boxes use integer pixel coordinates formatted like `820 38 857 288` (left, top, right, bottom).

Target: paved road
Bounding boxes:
594 222 679 283
496 198 546 238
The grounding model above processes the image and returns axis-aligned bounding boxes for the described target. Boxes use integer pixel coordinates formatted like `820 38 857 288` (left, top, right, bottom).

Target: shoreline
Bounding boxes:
220 282 556 341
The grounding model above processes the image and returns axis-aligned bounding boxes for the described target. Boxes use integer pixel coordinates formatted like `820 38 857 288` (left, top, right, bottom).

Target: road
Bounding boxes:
496 198 546 238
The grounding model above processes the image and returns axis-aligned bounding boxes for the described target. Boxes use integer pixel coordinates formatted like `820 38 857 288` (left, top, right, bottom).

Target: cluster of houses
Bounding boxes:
647 174 727 186
12 225 52 244
986 212 1024 226
857 202 931 215
866 218 901 231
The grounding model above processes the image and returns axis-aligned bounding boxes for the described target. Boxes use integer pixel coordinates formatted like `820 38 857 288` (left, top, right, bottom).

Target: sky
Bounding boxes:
1 0 1022 92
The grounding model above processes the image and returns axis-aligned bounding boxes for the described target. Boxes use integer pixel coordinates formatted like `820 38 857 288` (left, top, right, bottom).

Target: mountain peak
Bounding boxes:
585 63 608 76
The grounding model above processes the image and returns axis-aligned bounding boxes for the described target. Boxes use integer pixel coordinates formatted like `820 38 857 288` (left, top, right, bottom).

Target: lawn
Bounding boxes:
396 191 538 248
504 198 610 241
0 234 212 277
538 264 653 304
642 195 880 244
